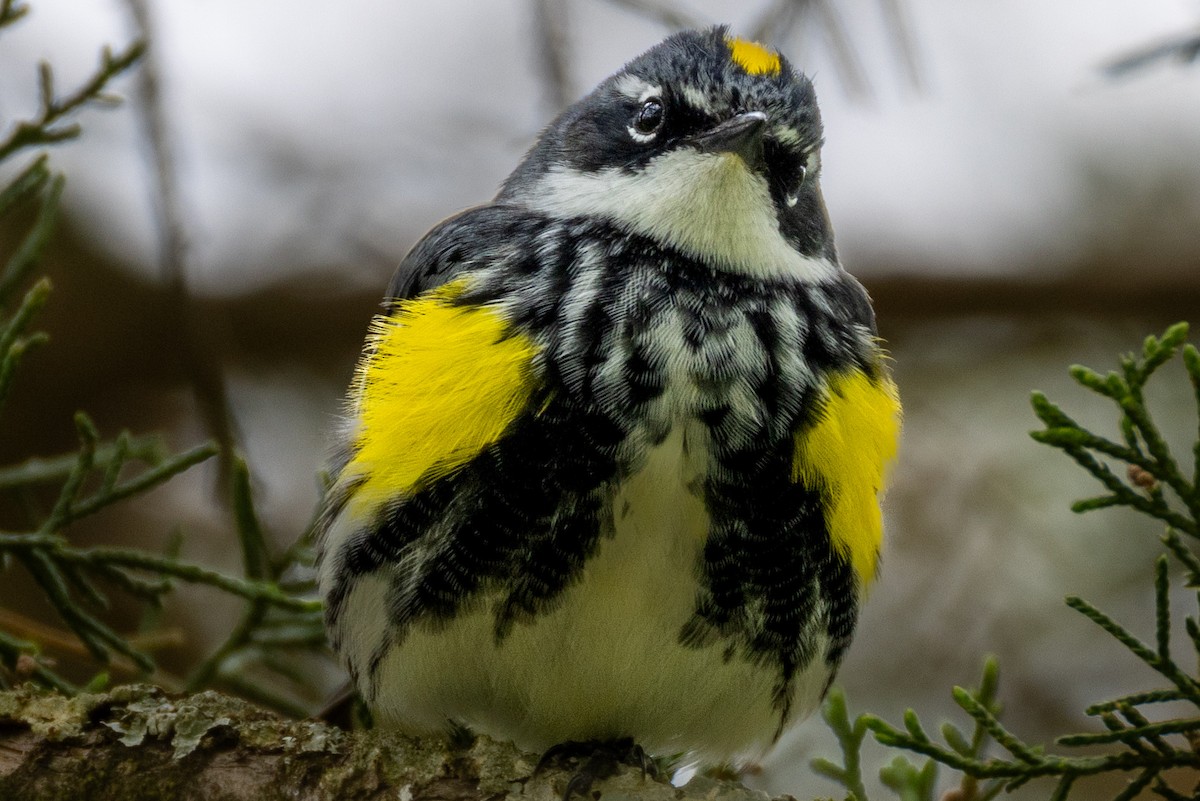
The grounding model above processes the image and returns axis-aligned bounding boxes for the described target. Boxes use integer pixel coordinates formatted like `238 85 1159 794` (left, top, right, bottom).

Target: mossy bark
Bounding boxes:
0 685 791 801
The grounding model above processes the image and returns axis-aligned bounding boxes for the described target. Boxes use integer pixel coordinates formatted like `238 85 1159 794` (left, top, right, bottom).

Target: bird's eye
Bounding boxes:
628 98 665 142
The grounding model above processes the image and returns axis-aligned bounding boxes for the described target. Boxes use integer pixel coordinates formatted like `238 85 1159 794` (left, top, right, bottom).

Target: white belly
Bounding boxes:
341 426 831 760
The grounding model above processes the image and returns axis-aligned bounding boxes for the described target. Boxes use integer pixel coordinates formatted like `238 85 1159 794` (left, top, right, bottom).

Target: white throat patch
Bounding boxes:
519 150 837 282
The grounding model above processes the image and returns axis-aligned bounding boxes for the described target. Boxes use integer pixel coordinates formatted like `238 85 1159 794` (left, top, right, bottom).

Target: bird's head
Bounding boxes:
501 26 838 283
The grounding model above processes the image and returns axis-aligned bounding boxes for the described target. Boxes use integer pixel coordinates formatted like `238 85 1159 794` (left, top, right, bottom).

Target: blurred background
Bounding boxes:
1 0 1199 797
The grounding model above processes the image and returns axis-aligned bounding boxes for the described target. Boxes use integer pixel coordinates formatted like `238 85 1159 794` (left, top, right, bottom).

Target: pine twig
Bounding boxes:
852 326 1200 799
1031 323 1200 538
183 454 329 711
0 0 30 28
1 5 327 708
0 41 144 162
810 687 873 800
0 173 61 307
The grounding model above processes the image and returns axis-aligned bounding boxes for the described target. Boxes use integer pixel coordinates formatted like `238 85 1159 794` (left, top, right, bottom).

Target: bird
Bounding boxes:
317 24 901 774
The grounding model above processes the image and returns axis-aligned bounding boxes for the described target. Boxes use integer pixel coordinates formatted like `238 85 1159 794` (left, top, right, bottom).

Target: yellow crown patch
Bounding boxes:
726 36 781 76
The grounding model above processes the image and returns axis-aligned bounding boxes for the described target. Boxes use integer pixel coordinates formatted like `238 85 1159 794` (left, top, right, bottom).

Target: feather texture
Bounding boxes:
792 370 901 586
344 280 540 518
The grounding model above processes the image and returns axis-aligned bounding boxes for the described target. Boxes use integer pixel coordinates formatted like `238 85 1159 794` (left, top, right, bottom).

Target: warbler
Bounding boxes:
317 26 901 767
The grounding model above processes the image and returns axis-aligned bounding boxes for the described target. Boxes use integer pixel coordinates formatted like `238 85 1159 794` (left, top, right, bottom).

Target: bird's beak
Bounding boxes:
691 111 768 172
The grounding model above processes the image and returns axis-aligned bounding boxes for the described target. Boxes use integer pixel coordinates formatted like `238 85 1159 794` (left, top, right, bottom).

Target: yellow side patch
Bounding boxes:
344 280 538 518
792 368 901 588
726 36 781 76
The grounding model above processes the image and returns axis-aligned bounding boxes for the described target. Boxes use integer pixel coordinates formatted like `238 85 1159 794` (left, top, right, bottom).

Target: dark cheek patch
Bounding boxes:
563 107 641 173
777 183 833 259
563 94 693 175
563 89 719 176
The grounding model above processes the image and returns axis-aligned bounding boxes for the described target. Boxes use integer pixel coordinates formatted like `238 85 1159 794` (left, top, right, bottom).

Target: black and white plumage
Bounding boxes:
317 26 900 762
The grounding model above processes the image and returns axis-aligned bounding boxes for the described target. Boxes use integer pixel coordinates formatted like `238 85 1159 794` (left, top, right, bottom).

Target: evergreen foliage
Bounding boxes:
0 0 325 712
816 324 1200 800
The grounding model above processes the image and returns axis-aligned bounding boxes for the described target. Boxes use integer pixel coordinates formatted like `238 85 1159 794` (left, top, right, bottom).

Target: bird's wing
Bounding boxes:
322 204 623 648
341 204 546 520
385 204 525 301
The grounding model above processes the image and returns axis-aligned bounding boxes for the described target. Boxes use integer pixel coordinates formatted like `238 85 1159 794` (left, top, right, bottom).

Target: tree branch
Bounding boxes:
0 685 784 801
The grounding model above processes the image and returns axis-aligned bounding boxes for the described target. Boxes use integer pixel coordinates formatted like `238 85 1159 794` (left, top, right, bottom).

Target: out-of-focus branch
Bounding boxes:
749 0 810 46
878 0 922 89
596 0 705 31
598 0 921 96
532 0 573 111
748 0 878 99
122 0 239 483
865 273 1200 326
810 0 872 98
0 0 29 28
1101 26 1200 77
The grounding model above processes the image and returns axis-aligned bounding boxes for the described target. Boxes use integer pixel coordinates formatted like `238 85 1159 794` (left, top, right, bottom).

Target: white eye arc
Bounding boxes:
628 125 658 144
785 165 808 207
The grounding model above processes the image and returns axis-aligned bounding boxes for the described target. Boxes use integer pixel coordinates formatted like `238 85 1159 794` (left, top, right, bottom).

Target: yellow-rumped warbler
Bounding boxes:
317 25 900 770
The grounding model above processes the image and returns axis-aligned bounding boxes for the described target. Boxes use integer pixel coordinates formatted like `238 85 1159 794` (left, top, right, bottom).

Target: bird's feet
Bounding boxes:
536 738 657 801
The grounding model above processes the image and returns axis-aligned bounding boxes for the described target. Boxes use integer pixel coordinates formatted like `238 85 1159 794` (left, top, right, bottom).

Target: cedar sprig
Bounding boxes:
0 2 328 708
829 324 1200 800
